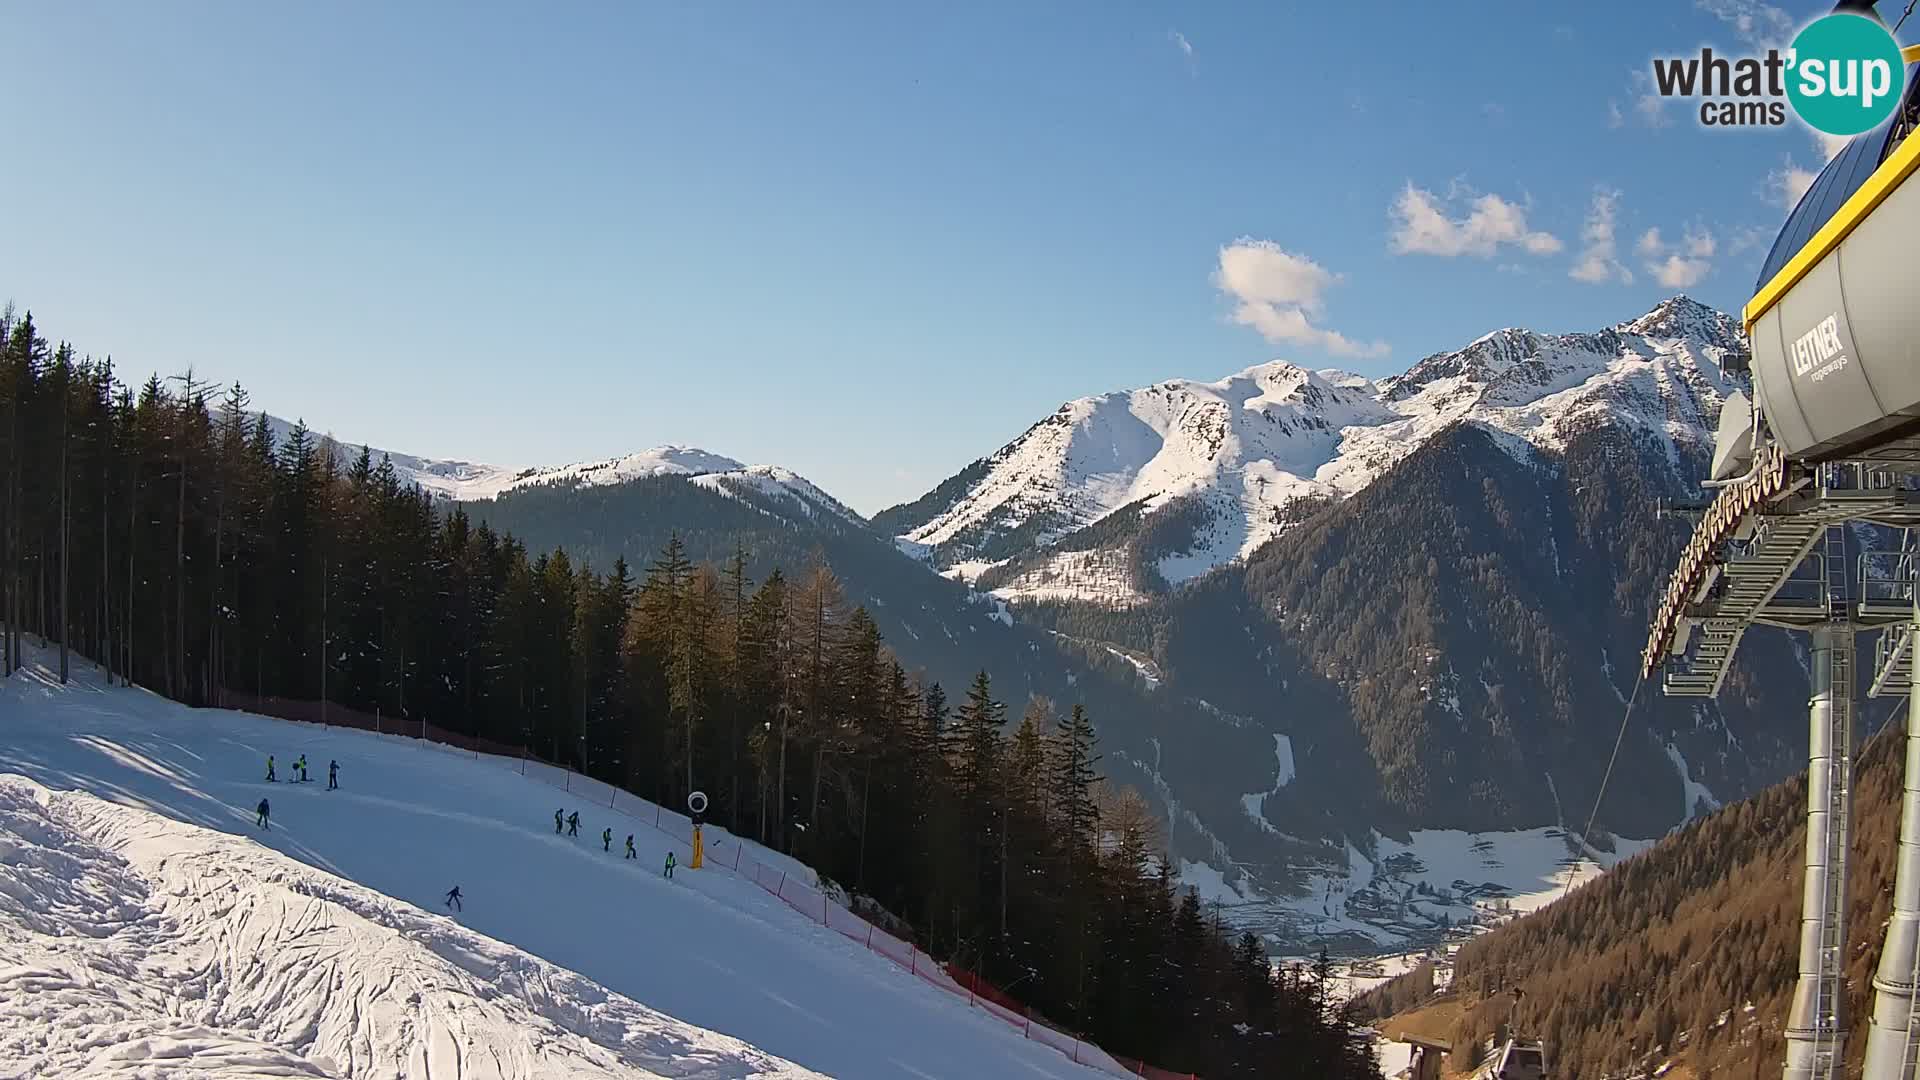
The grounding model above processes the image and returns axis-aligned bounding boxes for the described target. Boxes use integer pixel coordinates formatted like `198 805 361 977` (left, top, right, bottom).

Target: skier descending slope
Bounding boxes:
663 851 675 879
554 808 564 834
625 834 636 859
602 827 612 852
255 798 270 829
567 810 580 837
265 755 275 782
328 759 338 790
445 885 463 911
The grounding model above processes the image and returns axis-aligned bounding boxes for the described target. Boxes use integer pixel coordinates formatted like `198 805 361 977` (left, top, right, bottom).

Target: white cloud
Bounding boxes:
1758 129 1852 210
1569 189 1634 285
1607 100 1625 128
1217 241 1336 314
1764 156 1819 208
1170 30 1193 60
1388 183 1562 258
1648 253 1713 288
1813 129 1850 160
1214 239 1388 359
1694 0 1795 49
1728 224 1772 255
1629 70 1673 128
1639 223 1715 288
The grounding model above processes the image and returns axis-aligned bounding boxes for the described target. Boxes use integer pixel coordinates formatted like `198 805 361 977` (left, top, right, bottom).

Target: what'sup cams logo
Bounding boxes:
1650 11 1907 136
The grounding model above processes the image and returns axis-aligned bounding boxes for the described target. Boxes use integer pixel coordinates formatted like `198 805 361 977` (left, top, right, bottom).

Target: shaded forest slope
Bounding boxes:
1365 706 1911 1076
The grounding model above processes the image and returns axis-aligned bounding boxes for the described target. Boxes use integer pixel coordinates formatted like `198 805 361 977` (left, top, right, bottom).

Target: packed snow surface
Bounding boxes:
0 774 819 1080
894 296 1745 602
0 649 1106 1079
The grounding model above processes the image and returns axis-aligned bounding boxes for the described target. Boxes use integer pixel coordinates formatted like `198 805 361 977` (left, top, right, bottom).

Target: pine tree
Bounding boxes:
640 534 698 801
787 558 845 858
720 542 751 825
948 670 1005 966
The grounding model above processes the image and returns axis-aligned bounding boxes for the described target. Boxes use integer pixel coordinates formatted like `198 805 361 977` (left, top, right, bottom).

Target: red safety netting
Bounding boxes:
824 901 874 944
1108 1054 1200 1079
751 862 788 896
948 965 1034 1019
868 924 916 969
218 687 1193 1079
1027 1019 1082 1059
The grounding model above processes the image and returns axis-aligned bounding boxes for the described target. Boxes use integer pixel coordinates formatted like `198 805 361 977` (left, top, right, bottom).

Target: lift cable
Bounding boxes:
1560 670 1646 903
1896 0 1918 34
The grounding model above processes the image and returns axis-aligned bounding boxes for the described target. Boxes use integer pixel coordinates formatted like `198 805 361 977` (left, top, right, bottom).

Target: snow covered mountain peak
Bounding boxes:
886 295 1747 604
507 445 747 492
1314 368 1381 395
1618 293 1744 348
260 415 858 521
889 356 1393 587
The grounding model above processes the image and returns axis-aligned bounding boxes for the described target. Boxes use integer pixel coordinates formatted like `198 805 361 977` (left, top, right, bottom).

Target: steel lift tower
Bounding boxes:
1642 35 1920 1080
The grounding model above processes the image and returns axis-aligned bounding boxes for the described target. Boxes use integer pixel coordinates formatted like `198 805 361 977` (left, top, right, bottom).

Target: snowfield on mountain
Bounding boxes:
882 295 1746 604
0 648 1113 1079
259 417 862 523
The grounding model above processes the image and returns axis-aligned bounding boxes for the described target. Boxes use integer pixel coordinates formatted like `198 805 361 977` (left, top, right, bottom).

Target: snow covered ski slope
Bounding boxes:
0 773 819 1080
0 649 1111 1079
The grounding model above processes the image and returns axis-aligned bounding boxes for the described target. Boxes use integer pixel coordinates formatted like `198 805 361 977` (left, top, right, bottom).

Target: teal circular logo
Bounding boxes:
1787 13 1907 136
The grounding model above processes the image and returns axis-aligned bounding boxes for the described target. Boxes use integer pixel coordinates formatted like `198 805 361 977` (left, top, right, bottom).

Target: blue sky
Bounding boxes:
0 1 1883 512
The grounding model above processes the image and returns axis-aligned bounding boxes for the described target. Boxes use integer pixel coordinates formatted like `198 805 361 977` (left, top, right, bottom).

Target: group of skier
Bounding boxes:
254 755 342 830
558 807 673 877
263 754 338 788
248 753 680 920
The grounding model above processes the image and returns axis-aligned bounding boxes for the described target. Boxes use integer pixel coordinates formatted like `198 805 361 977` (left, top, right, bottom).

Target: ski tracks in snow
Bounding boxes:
0 775 823 1080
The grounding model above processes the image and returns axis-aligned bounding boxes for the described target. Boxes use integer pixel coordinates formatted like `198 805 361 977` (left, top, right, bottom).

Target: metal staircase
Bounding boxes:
1664 511 1851 696
1660 470 1918 698
1872 530 1920 697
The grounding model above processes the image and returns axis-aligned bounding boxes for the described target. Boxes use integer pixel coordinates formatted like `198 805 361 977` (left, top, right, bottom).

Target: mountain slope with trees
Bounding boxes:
1356 705 1911 1077
0 306 1379 1079
990 298 1811 849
